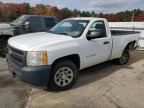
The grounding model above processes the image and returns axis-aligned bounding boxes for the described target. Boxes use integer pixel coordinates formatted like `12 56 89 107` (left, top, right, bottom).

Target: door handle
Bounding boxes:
104 41 110 44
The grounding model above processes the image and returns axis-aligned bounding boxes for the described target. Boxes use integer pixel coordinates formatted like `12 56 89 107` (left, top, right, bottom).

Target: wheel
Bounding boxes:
48 60 78 91
114 50 129 65
0 37 8 58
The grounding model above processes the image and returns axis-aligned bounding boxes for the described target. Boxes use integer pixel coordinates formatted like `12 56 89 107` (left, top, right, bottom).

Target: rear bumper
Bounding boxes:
7 55 52 87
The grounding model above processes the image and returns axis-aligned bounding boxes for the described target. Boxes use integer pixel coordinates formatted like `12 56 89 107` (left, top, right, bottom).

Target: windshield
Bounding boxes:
49 20 89 37
11 15 26 26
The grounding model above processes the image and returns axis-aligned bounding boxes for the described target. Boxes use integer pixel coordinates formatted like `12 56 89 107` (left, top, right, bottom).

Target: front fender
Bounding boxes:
45 41 83 68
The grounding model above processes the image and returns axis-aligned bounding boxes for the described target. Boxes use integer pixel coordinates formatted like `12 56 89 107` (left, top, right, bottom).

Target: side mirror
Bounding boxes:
87 31 104 40
23 21 30 29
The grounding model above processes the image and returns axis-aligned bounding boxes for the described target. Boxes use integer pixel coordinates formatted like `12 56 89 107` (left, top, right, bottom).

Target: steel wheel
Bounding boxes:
48 60 78 91
54 67 74 87
119 52 129 64
114 50 129 65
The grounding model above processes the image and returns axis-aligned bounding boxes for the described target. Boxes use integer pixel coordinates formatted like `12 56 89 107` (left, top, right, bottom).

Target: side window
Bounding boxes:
45 18 55 28
88 21 107 38
28 17 42 29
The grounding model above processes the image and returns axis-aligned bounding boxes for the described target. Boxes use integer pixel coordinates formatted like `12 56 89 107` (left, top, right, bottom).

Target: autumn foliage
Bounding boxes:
0 2 144 22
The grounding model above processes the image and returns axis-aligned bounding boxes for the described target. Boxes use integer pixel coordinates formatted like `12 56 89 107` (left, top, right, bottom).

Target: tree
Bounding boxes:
60 8 72 19
91 11 96 17
10 10 20 20
0 1 144 22
72 9 81 17
24 3 30 14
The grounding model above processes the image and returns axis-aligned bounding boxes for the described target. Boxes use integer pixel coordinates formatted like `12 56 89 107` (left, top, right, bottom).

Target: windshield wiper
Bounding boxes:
48 31 54 33
48 31 72 37
48 31 58 34
57 32 69 36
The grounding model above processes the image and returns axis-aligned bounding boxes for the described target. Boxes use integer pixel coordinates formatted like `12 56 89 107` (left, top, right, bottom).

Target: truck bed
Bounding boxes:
110 30 140 60
111 30 140 36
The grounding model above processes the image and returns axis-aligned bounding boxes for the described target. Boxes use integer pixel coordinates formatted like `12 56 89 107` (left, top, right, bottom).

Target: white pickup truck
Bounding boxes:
7 17 140 91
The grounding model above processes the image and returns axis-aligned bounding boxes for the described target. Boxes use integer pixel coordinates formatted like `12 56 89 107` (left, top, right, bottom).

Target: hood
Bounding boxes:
8 32 73 51
0 23 12 30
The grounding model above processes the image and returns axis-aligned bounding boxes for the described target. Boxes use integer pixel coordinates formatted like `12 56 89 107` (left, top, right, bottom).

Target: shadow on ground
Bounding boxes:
72 52 144 89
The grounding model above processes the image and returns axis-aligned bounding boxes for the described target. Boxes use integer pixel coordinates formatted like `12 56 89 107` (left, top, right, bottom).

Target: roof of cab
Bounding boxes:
66 17 105 21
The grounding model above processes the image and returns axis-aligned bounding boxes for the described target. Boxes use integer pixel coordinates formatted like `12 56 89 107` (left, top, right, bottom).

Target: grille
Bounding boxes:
8 46 26 66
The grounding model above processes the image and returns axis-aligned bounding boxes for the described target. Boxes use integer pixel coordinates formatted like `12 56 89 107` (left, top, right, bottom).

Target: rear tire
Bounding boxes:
114 50 129 65
48 60 78 91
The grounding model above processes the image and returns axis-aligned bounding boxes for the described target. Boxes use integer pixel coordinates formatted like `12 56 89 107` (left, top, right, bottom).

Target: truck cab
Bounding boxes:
0 15 57 57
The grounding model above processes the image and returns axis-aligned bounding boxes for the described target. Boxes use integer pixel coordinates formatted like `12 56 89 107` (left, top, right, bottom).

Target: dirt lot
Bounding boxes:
0 51 144 108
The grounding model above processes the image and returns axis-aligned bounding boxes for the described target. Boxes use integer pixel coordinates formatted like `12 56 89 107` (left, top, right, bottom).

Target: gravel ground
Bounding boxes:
0 57 31 108
27 51 144 108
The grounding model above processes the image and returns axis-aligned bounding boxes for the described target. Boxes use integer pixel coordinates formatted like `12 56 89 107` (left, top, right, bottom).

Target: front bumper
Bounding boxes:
7 54 52 87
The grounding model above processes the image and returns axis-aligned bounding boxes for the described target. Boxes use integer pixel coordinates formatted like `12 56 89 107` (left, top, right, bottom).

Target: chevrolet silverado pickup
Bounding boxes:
7 17 140 91
0 15 57 57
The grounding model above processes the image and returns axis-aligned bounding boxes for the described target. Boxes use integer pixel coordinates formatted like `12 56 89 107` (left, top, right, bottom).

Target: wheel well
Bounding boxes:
52 54 80 69
125 41 136 51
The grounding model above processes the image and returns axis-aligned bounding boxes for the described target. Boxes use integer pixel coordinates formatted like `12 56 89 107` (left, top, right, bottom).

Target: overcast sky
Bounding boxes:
2 0 144 13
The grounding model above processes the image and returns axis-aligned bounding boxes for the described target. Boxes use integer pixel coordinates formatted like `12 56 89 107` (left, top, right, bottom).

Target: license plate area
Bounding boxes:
8 62 23 78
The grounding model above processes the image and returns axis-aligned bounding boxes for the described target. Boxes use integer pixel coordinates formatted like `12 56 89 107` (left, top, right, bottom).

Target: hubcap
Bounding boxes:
54 67 74 87
120 53 128 64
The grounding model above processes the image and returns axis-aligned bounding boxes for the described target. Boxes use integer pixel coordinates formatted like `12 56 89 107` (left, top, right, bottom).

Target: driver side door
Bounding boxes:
84 20 112 68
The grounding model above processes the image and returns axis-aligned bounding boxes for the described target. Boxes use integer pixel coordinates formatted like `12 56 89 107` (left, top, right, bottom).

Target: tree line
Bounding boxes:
0 2 144 22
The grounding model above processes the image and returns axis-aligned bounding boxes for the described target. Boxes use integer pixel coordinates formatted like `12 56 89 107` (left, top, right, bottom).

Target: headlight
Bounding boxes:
27 51 48 66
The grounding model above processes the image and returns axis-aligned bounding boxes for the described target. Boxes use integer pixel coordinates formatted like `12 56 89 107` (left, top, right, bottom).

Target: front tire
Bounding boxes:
114 50 129 65
48 60 78 91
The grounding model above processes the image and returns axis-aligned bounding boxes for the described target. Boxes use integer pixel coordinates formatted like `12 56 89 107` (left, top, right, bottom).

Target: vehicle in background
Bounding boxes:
0 15 57 57
7 17 140 91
